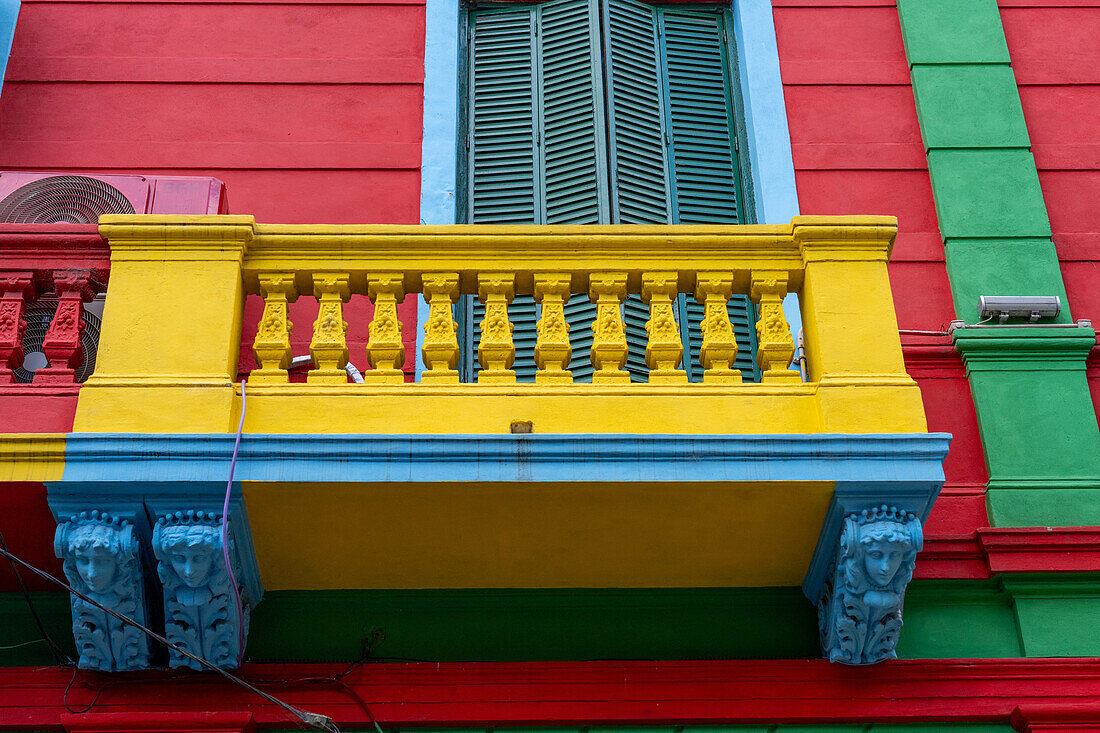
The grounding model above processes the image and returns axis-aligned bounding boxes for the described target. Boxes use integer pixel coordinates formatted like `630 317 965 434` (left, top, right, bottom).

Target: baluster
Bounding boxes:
0 272 35 384
589 272 629 385
751 271 801 383
34 271 97 384
694 272 742 384
533 274 572 385
363 273 406 384
251 273 298 384
476 274 516 384
641 272 686 384
421 273 460 384
308 273 350 384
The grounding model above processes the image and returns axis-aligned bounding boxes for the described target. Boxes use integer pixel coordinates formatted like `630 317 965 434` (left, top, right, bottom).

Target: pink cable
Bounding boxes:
222 379 247 662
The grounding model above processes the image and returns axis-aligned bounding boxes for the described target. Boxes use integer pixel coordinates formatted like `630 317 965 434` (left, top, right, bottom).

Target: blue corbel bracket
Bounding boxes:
53 510 153 671
46 483 262 671
803 477 943 664
151 509 255 670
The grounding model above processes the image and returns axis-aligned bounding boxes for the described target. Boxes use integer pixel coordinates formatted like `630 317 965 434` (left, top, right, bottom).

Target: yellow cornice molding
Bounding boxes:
0 434 67 482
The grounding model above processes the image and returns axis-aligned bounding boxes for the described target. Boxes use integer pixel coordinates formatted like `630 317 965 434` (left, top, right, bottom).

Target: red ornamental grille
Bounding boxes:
0 175 136 223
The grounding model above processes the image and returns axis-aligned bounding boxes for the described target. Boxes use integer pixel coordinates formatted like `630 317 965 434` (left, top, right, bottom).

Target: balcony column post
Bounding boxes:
363 273 406 384
694 272 742 384
250 273 298 384
308 273 351 384
75 216 254 433
750 271 800 384
533 274 573 385
33 271 97 385
477 274 516 384
641 272 686 384
421 273 460 384
794 216 927 432
0 272 35 384
589 272 630 385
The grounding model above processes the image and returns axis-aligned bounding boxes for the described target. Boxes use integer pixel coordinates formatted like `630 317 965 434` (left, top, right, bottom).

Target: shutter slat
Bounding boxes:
605 0 669 226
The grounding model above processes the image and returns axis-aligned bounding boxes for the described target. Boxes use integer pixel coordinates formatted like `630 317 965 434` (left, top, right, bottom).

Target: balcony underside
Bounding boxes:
47 431 949 592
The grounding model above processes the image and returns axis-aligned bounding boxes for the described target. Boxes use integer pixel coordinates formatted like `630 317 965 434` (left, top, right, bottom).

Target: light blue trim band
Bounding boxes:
62 433 950 485
733 0 799 226
0 0 19 100
733 0 803 339
417 0 461 379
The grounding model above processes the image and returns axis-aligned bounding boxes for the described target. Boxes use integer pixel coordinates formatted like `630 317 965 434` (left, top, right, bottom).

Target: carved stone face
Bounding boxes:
73 545 117 593
169 545 214 588
863 539 905 586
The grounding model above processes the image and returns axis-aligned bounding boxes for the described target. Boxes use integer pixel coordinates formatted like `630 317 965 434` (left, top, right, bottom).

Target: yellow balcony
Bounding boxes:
74 215 927 436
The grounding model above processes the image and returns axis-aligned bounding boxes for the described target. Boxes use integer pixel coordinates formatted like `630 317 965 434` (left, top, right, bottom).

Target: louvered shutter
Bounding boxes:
465 0 605 382
463 0 761 384
659 5 758 382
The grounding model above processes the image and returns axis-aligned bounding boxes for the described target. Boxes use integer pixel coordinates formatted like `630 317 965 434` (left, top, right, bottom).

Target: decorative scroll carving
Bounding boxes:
818 505 923 665
476 275 516 384
694 273 742 384
0 273 35 384
751 272 800 383
54 511 151 671
588 273 629 385
308 273 350 384
421 274 460 384
641 272 685 384
34 271 97 384
153 510 249 670
363 274 406 384
533 274 572 385
251 273 298 384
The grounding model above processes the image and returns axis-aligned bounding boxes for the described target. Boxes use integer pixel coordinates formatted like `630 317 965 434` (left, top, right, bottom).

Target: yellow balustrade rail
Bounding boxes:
73 215 928 435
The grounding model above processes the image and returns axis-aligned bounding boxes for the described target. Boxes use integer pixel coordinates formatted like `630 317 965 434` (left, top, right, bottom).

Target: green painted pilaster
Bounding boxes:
898 0 1100 527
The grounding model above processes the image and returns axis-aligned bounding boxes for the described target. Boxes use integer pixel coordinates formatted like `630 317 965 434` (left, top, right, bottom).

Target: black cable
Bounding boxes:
0 543 339 733
0 529 68 665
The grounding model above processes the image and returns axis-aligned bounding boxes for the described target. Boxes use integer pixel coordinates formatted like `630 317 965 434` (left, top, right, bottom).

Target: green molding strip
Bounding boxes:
6 580 1100 667
897 0 1100 527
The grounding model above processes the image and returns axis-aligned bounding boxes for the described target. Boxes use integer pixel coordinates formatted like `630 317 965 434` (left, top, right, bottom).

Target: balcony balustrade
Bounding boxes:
70 215 928 435
0 224 110 432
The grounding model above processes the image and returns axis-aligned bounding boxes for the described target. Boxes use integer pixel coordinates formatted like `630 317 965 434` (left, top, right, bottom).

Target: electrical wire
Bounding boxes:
0 638 47 651
222 379 248 661
0 529 69 665
0 543 339 733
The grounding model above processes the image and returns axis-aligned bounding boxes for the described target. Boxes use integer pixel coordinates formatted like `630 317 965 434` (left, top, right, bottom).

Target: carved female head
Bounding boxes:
839 506 922 593
157 522 221 589
56 511 138 596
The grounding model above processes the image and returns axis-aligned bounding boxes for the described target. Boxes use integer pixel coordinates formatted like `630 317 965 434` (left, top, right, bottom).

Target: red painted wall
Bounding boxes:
772 0 990 556
0 0 425 225
999 0 1100 424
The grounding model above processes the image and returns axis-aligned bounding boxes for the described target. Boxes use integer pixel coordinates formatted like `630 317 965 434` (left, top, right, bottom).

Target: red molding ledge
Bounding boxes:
0 223 110 283
62 712 255 733
1012 704 1100 733
980 528 1100 573
920 527 1100 579
2 659 1100 729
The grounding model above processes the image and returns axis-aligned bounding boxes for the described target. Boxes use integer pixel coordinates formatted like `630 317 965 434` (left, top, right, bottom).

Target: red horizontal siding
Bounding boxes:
0 0 425 224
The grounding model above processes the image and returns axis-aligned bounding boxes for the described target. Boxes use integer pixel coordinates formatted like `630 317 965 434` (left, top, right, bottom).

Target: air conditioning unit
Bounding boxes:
1 172 229 383
0 172 228 223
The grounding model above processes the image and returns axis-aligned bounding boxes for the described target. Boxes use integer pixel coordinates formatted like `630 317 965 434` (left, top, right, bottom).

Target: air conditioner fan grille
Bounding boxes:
0 175 136 223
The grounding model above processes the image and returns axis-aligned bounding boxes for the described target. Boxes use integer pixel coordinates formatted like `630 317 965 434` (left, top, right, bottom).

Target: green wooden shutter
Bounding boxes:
468 6 539 224
465 0 605 382
658 6 745 225
657 5 759 382
604 0 669 225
